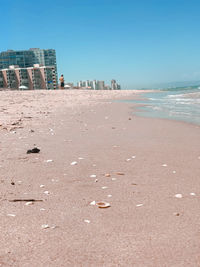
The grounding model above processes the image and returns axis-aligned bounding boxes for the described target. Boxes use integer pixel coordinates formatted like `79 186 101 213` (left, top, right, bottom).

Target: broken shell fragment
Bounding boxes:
84 219 90 224
25 202 33 206
90 174 97 178
45 159 53 163
102 186 108 189
96 202 111 208
136 204 143 207
105 174 111 177
41 224 50 229
174 194 183 198
70 161 77 166
116 172 125 175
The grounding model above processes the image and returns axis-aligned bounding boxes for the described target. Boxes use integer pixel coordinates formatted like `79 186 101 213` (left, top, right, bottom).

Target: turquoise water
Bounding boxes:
128 86 200 125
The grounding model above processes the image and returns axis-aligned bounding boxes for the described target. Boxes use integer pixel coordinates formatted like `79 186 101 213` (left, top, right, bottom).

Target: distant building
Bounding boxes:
111 79 121 90
96 81 105 90
77 79 121 90
0 64 56 90
0 48 58 84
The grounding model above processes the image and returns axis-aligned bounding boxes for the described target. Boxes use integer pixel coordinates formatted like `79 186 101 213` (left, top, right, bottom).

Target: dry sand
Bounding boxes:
0 90 200 266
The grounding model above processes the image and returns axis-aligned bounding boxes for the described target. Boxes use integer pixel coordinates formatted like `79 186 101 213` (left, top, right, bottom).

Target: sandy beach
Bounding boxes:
0 90 200 266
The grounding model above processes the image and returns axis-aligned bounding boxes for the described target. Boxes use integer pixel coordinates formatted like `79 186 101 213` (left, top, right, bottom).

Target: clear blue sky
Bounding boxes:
1 0 200 88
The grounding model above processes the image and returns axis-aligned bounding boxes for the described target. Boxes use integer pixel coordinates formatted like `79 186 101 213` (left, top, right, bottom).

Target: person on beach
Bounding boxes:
59 74 64 89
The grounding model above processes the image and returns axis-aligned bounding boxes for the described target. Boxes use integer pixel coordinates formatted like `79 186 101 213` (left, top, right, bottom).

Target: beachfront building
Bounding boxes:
0 48 58 84
77 79 120 90
0 64 57 90
111 79 121 90
96 80 105 90
0 71 4 88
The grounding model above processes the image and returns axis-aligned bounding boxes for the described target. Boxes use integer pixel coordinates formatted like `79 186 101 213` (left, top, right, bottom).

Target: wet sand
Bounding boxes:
0 90 200 266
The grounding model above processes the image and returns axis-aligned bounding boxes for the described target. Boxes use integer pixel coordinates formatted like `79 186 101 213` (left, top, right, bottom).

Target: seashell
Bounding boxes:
96 202 111 208
174 194 183 198
70 161 77 166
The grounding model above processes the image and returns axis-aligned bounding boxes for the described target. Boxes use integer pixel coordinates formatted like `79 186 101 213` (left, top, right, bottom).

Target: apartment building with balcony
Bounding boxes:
0 64 57 90
0 48 58 84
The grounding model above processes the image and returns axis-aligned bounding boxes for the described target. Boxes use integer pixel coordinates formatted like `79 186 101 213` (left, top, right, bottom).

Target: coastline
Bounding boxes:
0 90 200 266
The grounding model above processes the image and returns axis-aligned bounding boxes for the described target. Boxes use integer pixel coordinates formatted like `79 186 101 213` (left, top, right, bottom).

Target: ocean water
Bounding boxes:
129 86 200 125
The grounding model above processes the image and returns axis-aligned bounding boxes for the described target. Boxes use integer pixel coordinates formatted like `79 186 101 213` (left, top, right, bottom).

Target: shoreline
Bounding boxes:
0 90 200 266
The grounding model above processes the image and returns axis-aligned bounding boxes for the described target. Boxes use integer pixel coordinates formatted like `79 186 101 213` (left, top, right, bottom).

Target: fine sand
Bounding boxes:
0 90 200 266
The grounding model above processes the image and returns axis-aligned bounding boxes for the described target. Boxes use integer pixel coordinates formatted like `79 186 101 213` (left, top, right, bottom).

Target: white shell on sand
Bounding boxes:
136 204 143 207
7 214 16 217
90 201 96 206
44 191 50 195
90 174 97 178
107 195 112 198
111 178 117 181
84 220 90 224
70 161 77 166
25 202 33 206
41 224 50 229
174 194 183 198
40 208 45 211
172 171 176 174
162 164 167 167
126 159 131 161
190 193 196 196
40 185 45 188
78 157 84 160
132 156 136 159
102 186 108 189
45 159 53 163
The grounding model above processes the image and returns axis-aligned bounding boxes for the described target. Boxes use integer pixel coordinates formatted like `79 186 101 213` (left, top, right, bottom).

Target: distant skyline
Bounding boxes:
1 0 200 89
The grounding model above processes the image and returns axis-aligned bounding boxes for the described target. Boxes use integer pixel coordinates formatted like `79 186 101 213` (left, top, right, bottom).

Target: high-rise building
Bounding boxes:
0 48 58 83
111 79 121 90
96 81 105 90
77 79 121 90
